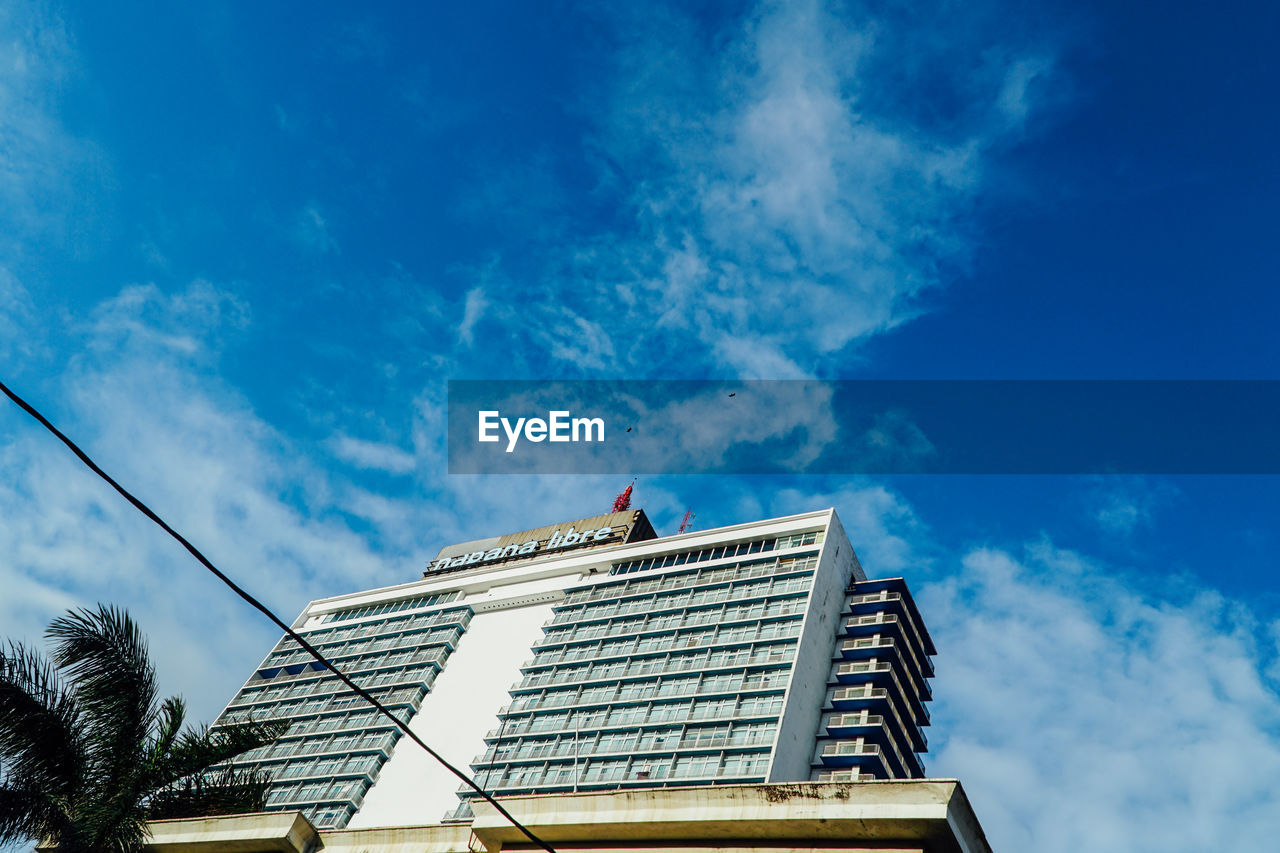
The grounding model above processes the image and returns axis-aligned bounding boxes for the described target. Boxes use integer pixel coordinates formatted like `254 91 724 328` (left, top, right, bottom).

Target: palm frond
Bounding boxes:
160 718 288 788
0 643 83 816
4 606 279 851
47 607 161 853
147 697 187 770
147 764 274 821
0 783 66 848
48 607 158 784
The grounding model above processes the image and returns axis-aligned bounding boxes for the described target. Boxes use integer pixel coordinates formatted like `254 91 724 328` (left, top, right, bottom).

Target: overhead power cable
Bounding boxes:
0 378 557 853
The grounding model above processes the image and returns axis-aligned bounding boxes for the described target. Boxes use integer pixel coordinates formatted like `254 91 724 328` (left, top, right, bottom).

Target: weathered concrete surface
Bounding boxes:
140 780 992 853
469 780 991 853
144 811 317 853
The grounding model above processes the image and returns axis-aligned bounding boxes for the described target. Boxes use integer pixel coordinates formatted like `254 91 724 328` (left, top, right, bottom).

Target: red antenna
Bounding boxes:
612 481 634 513
677 510 696 535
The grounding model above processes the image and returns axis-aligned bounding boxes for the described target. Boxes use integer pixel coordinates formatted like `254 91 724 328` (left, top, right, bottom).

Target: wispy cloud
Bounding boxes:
328 433 417 475
294 204 339 254
1086 476 1181 536
0 2 104 255
463 0 1059 378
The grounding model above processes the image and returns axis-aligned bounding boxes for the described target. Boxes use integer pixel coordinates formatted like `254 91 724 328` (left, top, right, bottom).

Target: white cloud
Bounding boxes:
0 281 390 719
767 482 927 577
922 544 1280 851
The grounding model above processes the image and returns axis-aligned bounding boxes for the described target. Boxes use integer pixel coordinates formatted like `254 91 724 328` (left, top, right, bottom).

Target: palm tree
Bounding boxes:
0 605 287 852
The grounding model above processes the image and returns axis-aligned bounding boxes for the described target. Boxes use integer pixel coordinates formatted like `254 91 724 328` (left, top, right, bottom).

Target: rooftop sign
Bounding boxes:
424 509 656 577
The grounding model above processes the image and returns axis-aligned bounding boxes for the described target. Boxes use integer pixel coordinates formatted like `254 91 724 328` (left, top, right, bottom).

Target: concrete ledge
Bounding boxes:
322 823 477 853
136 780 992 853
469 780 991 853
144 811 318 853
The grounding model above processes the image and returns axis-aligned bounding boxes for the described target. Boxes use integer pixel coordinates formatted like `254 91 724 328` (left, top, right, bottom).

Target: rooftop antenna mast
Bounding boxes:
677 510 696 534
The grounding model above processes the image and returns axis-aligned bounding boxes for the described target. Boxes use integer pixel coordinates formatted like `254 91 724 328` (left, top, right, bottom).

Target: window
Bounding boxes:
607 705 648 726
721 752 769 777
655 676 698 698
682 724 730 748
579 684 617 704
690 697 735 720
583 758 628 782
595 732 638 754
572 707 608 728
674 754 721 778
699 672 738 694
737 694 784 717
630 758 671 780
615 682 655 702
540 764 576 786
647 701 690 723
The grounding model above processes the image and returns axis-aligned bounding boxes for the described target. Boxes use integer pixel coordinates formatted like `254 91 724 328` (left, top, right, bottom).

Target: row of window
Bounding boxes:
225 706 400 735
531 616 804 665
224 685 424 725
257 753 380 782
477 751 771 790
272 647 446 678
517 641 796 689
608 531 823 578
229 666 439 710
610 537 780 576
552 581 808 627
303 803 354 829
299 607 472 647
237 730 398 765
262 627 462 669
494 693 786 737
315 591 463 624
564 554 817 609
508 668 791 714
265 777 367 807
479 721 777 765
541 595 807 649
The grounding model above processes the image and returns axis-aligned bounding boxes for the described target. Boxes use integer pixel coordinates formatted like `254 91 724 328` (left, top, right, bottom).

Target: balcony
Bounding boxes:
845 579 936 656
842 616 933 678
831 659 931 722
818 739 884 770
836 638 931 699
824 712 883 736
815 769 877 783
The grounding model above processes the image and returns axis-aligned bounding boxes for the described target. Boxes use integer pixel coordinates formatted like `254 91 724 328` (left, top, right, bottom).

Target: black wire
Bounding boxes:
0 378 557 853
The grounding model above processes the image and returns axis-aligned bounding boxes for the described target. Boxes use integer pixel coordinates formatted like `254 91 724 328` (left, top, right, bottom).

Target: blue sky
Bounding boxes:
3 1 1280 849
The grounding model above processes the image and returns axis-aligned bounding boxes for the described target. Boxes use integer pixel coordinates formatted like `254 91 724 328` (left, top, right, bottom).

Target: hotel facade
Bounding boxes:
210 507 966 848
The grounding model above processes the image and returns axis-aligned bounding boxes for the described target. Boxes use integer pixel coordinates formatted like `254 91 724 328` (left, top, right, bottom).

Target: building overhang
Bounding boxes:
142 811 320 853
140 780 991 853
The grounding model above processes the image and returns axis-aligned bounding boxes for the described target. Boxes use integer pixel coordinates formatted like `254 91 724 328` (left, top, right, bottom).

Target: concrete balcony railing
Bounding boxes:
827 712 882 729
815 769 877 783
821 740 881 759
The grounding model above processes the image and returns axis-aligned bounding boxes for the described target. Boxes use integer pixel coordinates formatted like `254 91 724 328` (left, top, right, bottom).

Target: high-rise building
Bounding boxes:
215 508 936 832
